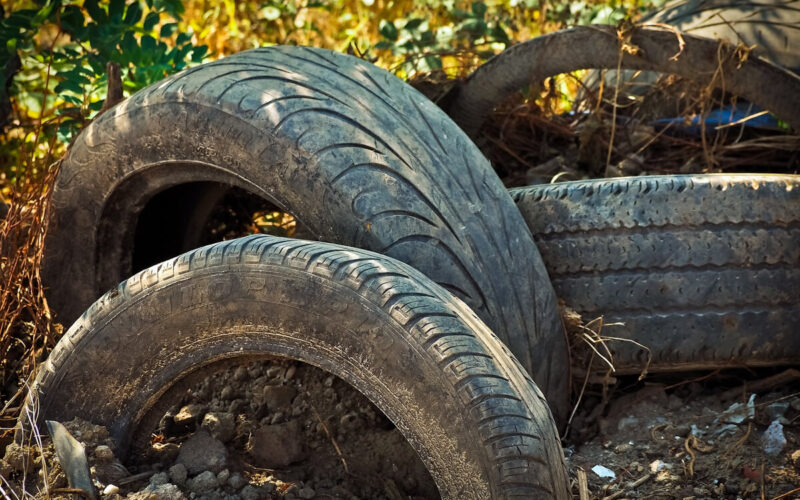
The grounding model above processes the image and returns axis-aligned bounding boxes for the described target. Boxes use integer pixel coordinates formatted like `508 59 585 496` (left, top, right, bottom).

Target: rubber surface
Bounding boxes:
27 235 570 499
643 0 800 72
448 26 800 137
43 46 569 422
510 174 800 373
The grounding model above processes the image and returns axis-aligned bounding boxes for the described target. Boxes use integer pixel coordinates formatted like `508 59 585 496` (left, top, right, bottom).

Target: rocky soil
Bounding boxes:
3 356 799 500
2 358 438 500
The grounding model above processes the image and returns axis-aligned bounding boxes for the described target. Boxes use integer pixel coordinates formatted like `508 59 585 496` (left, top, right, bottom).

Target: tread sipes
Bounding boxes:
510 174 800 374
28 235 570 499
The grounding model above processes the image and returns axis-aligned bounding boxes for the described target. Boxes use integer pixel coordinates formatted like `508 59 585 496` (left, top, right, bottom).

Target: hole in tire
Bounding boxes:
132 184 312 275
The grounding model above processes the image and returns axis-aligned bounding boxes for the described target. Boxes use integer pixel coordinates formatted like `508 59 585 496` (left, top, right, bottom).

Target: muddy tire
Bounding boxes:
44 47 569 421
510 174 800 374
27 235 570 499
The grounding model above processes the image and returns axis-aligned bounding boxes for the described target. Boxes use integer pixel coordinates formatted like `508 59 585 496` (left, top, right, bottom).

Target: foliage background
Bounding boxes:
0 0 662 190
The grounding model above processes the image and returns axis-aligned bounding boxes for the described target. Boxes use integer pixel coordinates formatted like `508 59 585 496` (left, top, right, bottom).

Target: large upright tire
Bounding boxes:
510 174 800 373
43 47 569 422
27 235 570 499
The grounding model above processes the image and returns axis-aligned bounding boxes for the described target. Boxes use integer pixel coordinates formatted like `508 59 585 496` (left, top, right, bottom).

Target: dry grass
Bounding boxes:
0 149 62 443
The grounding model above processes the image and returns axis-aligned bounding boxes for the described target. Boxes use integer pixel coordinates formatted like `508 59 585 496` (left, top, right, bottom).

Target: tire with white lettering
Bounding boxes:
27 235 570 499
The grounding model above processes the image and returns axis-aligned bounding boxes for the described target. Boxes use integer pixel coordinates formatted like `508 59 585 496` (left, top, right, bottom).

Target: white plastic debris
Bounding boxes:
762 420 787 456
649 460 669 473
716 394 756 425
591 465 616 480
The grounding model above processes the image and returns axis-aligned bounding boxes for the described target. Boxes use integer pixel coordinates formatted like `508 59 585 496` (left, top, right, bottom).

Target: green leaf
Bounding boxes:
471 2 487 19
123 2 143 25
404 18 424 31
32 3 55 25
59 6 86 37
56 106 83 116
423 54 443 71
141 34 156 54
373 40 393 50
489 25 510 44
84 0 108 23
109 0 126 22
88 100 105 111
61 94 83 106
143 11 160 32
55 79 85 95
190 44 208 62
176 32 192 45
378 20 398 41
160 22 177 37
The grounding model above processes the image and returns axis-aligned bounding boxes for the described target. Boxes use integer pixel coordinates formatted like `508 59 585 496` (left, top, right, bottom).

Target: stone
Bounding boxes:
169 464 188 487
297 486 316 499
174 404 207 427
233 366 249 381
127 483 186 500
263 386 297 410
227 472 248 490
240 485 261 500
94 445 115 462
149 443 180 463
0 459 12 478
248 419 306 468
150 472 169 486
219 386 235 401
176 431 228 474
216 469 229 485
3 442 33 471
201 413 235 443
187 471 218 494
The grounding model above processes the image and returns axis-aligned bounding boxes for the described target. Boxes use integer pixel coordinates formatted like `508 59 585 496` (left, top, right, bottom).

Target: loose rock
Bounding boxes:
168 463 188 487
127 483 186 500
263 385 297 410
187 471 218 494
201 412 235 443
176 431 227 474
248 419 305 468
227 472 247 490
174 404 207 428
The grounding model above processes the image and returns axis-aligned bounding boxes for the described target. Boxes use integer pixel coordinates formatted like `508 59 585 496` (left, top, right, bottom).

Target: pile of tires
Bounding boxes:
14 26 799 500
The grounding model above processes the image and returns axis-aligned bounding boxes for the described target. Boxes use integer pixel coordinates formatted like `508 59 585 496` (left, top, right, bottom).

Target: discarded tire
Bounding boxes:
510 174 800 373
643 0 800 72
27 235 570 499
43 46 569 421
448 26 800 137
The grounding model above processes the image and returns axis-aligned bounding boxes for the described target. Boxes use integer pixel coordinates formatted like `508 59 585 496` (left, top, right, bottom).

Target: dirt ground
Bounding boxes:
2 355 799 500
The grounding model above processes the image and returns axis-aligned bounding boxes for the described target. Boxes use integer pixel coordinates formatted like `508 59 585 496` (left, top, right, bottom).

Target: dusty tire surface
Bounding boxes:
510 174 800 373
28 235 570 499
44 46 569 421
